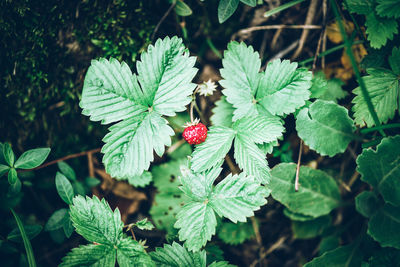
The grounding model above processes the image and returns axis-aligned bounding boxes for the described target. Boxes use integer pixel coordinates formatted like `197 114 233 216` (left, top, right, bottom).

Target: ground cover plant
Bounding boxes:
1 0 400 266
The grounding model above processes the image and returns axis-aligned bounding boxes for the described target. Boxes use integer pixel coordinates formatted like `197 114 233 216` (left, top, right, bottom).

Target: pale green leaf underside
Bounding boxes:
270 163 341 217
174 202 217 252
150 242 207 267
69 195 123 245
368 203 400 249
356 135 400 206
352 68 399 127
210 173 269 223
296 100 355 157
210 96 234 127
60 244 116 267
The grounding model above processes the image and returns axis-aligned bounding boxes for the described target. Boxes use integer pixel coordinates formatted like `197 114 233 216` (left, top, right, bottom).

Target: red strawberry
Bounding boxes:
182 120 208 145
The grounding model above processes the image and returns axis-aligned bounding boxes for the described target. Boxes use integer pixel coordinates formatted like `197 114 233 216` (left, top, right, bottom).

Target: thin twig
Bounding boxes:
87 152 95 177
151 2 176 41
19 148 101 173
224 155 239 174
250 236 287 267
190 101 195 123
322 0 327 68
250 217 264 267
167 139 186 154
130 228 137 241
295 141 303 192
239 24 322 35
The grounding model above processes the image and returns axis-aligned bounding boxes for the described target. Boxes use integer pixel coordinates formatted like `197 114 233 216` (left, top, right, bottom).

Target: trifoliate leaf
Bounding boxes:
292 215 331 239
58 161 77 181
217 221 255 245
116 237 155 267
283 208 314 221
296 100 356 157
0 164 9 177
80 36 197 179
150 159 189 234
124 171 152 188
60 244 116 267
257 60 312 116
209 173 269 223
7 168 17 185
257 140 279 155
376 0 400 19
355 191 380 218
365 13 398 48
55 172 74 205
352 68 399 127
134 218 155 231
389 46 400 74
218 0 240 23
357 136 400 206
270 163 341 217
368 203 400 249
304 242 363 267
69 195 123 245
150 242 207 267
102 112 174 178
233 134 271 184
211 96 234 127
191 126 236 173
175 201 217 252
45 209 68 231
14 148 50 169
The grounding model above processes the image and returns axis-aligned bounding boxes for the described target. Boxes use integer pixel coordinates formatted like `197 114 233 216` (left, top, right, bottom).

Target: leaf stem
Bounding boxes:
329 0 385 136
361 123 400 134
10 208 36 267
295 140 303 192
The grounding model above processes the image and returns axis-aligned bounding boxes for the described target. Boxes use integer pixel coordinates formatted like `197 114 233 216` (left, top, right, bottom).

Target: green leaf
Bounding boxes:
80 37 197 179
292 215 331 239
134 218 155 231
69 195 123 245
60 244 116 267
310 71 328 99
14 148 50 169
150 242 206 267
55 172 74 205
0 164 9 177
345 0 374 15
175 201 217 252
270 163 341 217
3 143 15 167
310 72 347 102
218 0 240 23
355 191 380 218
218 221 255 245
102 111 174 178
124 171 152 188
63 212 74 238
116 237 155 267
85 177 101 188
191 126 236 173
304 242 363 267
209 173 269 223
257 60 312 116
45 209 68 231
368 203 400 249
296 100 356 157
175 0 193 16
318 236 340 255
389 46 400 75
58 161 77 181
376 0 400 19
209 261 236 267
365 13 398 49
357 136 400 206
220 41 260 120
352 68 399 127
240 0 256 7
367 247 400 266
210 96 234 127
8 168 18 185
8 225 42 243
283 208 314 221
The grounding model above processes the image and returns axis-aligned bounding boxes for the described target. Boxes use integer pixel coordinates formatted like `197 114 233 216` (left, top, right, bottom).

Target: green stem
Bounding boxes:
10 208 36 267
361 123 400 134
206 38 222 59
264 0 307 18
329 0 385 137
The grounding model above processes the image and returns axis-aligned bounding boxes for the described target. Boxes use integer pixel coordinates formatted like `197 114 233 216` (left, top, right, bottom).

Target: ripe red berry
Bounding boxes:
182 122 208 145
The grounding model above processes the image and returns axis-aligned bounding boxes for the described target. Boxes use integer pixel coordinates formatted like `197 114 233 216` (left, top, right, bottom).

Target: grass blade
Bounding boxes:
264 0 307 18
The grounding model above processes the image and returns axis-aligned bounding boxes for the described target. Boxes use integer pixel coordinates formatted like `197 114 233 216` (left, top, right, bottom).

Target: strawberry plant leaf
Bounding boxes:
352 68 399 127
296 100 356 157
210 96 234 127
69 195 123 245
209 262 236 267
310 72 347 102
365 13 398 48
55 172 74 205
116 237 155 267
283 208 314 221
291 215 331 239
209 173 269 223
389 46 400 75
120 171 152 188
355 191 380 218
175 201 217 252
344 0 374 15
376 0 400 19
191 126 236 173
368 203 400 249
357 135 400 206
60 244 116 267
80 37 197 179
134 218 154 231
150 242 207 266
14 148 50 169
270 163 341 217
217 221 255 245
